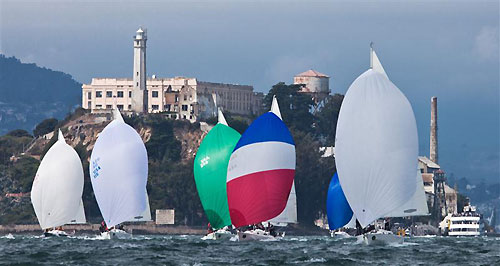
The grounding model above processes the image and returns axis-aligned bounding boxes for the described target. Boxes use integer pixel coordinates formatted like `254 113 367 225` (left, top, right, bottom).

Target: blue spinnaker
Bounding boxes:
326 172 353 230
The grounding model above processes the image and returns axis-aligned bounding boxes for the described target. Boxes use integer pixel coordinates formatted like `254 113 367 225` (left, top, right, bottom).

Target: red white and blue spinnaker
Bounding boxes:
226 96 296 228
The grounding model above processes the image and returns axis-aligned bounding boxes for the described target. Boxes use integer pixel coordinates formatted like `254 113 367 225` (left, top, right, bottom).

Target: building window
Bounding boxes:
189 115 193 120
128 105 132 110
152 91 158 98
183 115 187 119
184 95 187 101
106 91 112 98
136 72 139 76
182 105 188 111
175 95 179 102
117 104 124 110
136 82 139 86
152 105 159 110
165 104 171 111
88 101 91 108
117 91 124 98
129 91 132 97
106 105 112 109
189 95 192 101
96 104 102 109
96 91 102 98
190 105 194 111
87 92 91 100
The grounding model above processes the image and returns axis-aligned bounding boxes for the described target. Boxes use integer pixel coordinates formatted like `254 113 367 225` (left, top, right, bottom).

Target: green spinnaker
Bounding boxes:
194 123 241 229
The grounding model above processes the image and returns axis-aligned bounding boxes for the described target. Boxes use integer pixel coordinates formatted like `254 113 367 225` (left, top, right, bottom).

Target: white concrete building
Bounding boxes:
82 27 263 122
293 69 330 104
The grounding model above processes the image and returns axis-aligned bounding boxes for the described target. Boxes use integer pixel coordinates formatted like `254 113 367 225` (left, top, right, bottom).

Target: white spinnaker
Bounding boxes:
90 110 148 227
268 181 298 225
385 170 429 218
127 191 152 222
335 69 418 228
31 130 84 229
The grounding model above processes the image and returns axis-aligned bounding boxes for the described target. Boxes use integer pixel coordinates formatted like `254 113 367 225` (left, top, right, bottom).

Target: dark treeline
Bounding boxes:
0 82 344 227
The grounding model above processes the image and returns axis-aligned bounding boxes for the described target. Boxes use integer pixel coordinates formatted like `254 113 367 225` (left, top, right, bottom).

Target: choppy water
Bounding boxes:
1 234 499 265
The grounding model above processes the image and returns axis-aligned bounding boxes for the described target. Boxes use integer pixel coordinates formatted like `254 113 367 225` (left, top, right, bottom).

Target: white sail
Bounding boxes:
271 95 282 119
370 44 388 79
335 50 418 228
218 108 228 125
31 130 84 229
68 200 87 224
268 181 298 225
90 109 148 227
385 170 429 217
127 191 152 222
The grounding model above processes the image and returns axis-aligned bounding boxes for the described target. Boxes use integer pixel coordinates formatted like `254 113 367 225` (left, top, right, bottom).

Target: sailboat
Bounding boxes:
265 101 298 230
31 130 86 237
226 96 296 241
194 109 241 240
335 44 419 245
326 172 355 238
90 109 149 239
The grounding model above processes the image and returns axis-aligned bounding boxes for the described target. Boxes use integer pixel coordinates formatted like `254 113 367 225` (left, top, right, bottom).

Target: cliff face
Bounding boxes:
0 111 208 225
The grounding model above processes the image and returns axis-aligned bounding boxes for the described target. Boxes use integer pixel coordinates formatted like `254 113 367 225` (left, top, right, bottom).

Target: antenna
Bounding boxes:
370 42 374 69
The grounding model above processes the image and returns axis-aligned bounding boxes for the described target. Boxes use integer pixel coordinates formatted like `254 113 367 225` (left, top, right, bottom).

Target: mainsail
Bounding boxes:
90 109 148 227
385 170 429 217
227 96 296 227
31 130 85 229
335 47 418 228
127 191 152 222
68 200 87 224
268 181 298 225
326 172 353 230
194 109 241 229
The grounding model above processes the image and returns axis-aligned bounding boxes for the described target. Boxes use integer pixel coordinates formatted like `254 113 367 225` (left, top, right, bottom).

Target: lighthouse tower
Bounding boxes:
132 27 148 113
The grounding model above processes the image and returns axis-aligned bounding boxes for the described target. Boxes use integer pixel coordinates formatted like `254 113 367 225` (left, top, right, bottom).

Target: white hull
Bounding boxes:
237 229 281 241
44 229 68 237
330 231 351 238
100 229 131 240
358 230 403 245
201 230 234 240
448 231 480 237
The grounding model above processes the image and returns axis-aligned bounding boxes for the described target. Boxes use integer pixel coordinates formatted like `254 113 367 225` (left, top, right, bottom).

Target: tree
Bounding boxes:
263 82 315 133
316 94 344 146
293 130 336 225
6 129 33 138
33 118 58 137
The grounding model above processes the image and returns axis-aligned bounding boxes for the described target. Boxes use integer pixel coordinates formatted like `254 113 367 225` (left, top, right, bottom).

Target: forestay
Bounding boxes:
194 109 241 229
335 49 418 228
227 96 296 227
31 130 85 229
90 109 148 228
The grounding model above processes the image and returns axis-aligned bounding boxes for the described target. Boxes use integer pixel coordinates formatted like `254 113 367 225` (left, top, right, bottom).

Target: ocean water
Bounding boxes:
0 234 499 265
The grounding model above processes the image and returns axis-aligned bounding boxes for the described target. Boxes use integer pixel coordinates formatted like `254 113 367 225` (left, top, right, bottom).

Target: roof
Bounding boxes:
418 156 440 169
422 173 434 183
295 69 329 78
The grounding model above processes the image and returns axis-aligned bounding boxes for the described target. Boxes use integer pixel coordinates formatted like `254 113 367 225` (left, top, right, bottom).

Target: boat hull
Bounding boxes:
44 230 68 237
359 230 403 245
237 229 280 241
201 230 234 240
101 229 131 240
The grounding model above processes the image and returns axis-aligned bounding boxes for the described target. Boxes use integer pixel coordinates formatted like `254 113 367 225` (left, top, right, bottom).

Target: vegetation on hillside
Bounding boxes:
0 82 346 227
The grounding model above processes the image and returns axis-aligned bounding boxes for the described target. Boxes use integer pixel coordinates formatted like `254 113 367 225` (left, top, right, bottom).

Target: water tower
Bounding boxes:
293 69 330 111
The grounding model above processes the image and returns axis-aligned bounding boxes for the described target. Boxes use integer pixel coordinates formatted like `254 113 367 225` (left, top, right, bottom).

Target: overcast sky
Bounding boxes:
1 0 498 183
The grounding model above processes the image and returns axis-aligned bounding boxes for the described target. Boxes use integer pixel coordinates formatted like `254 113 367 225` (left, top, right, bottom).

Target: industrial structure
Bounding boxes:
82 27 263 122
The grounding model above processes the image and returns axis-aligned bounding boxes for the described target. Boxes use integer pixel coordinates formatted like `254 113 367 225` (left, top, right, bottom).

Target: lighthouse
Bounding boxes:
132 27 148 113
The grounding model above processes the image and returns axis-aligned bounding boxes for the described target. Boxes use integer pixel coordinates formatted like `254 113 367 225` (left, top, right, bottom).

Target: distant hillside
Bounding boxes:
0 55 81 135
